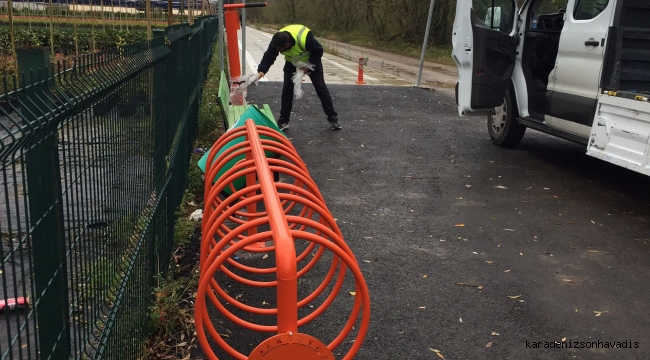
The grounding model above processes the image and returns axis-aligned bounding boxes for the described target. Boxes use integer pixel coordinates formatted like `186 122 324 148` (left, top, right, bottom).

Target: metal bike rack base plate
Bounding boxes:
248 333 335 360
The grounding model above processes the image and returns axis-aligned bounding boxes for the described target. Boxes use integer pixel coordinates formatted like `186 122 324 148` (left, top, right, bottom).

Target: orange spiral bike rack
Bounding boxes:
196 120 371 360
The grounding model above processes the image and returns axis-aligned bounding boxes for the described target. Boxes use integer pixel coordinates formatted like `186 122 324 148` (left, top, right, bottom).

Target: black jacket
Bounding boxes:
256 31 324 74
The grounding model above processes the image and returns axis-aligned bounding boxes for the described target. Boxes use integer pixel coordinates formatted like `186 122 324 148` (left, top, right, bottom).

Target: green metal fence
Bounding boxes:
0 16 218 360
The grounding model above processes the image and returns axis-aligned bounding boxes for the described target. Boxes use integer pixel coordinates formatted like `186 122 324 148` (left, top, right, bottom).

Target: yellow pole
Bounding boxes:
146 0 152 40
27 0 32 30
73 0 78 56
7 0 17 75
101 0 105 30
167 0 172 25
49 0 54 55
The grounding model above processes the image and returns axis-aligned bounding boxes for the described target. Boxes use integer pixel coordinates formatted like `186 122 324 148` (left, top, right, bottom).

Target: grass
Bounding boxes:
197 43 225 147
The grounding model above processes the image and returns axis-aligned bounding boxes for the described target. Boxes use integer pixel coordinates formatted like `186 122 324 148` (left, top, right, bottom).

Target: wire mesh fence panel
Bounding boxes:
0 16 219 360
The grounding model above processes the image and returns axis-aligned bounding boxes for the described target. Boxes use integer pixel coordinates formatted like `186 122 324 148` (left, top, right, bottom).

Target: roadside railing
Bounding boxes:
0 16 218 360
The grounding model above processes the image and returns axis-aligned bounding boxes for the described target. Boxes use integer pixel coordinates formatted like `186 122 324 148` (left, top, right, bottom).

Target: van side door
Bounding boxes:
546 0 615 131
452 0 519 116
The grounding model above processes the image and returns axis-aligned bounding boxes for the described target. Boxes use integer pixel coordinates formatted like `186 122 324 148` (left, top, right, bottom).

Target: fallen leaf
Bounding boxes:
504 229 515 231
177 342 187 347
419 306 426 309
262 254 269 259
520 252 524 256
454 223 465 227
562 279 576 284
326 178 335 181
363 236 373 239
486 342 493 348
518 299 525 303
591 220 596 224
485 261 493 264
495 185 507 189
349 291 357 296
363 260 371 263
504 269 511 273
423 275 428 278
466 185 472 189
455 282 483 289
491 331 500 336
429 348 446 360
262 301 269 306
562 337 567 342
587 249 601 253
459 317 463 323
593 310 609 317
507 295 522 299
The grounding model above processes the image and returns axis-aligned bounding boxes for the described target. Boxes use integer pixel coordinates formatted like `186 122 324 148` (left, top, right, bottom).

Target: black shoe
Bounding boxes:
328 116 341 130
276 118 289 131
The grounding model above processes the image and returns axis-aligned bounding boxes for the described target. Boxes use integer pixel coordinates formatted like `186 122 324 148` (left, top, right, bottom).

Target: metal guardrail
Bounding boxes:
0 15 218 360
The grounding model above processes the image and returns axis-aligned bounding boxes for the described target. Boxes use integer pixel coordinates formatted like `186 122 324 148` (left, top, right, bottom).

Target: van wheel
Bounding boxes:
487 88 526 147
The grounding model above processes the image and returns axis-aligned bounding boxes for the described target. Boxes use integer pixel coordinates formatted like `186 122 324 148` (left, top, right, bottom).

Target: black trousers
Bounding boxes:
281 61 337 121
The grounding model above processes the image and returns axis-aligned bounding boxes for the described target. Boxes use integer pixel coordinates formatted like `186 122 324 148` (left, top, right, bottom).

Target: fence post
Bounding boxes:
152 29 168 274
18 48 71 360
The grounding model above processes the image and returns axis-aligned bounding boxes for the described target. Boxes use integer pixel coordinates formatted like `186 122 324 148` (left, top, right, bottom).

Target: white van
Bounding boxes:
452 0 650 176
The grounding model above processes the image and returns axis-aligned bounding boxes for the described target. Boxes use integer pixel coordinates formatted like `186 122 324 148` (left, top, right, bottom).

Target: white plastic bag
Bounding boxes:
229 75 249 105
291 61 314 100
189 209 203 221
246 73 261 86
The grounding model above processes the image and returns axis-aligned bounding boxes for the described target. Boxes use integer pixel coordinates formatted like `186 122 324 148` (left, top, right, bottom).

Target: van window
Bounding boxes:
573 0 609 20
474 0 515 34
538 0 569 15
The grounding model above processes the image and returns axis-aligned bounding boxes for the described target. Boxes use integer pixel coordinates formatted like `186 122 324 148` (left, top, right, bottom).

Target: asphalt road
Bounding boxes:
197 26 650 360
234 80 650 360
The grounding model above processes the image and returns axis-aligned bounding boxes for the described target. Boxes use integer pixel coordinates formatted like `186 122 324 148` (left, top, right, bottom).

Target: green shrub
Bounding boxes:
0 26 147 56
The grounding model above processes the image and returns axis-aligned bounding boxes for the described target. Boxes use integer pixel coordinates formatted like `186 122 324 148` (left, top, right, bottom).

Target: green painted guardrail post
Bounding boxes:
151 29 169 274
18 47 71 360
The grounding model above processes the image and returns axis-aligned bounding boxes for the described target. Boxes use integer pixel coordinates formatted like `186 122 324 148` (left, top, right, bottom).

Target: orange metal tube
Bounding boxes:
224 9 242 79
196 121 371 360
244 120 298 333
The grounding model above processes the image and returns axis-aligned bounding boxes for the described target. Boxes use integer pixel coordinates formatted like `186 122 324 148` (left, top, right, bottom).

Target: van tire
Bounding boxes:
487 88 526 147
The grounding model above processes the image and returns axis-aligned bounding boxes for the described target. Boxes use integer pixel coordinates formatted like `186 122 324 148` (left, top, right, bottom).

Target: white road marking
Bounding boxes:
322 56 378 81
238 39 267 81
